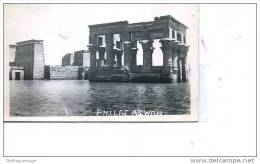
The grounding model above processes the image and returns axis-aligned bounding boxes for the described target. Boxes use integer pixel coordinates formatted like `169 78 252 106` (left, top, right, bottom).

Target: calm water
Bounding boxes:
9 80 190 116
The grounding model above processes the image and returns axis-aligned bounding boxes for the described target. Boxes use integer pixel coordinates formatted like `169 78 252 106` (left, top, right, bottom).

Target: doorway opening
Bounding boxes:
15 72 20 80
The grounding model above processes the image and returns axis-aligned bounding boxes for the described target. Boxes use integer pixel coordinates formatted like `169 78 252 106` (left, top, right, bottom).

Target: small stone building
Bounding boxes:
10 40 45 80
9 66 24 80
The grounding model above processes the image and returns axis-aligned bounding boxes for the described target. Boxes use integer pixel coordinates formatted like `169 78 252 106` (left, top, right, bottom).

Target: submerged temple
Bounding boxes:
87 15 190 83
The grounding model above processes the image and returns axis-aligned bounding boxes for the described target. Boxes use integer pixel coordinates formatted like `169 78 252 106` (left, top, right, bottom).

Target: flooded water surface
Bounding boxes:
9 80 190 116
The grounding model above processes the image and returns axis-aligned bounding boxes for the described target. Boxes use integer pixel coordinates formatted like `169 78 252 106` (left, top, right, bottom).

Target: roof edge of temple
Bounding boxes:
88 15 188 29
16 39 43 46
88 21 129 28
154 15 188 29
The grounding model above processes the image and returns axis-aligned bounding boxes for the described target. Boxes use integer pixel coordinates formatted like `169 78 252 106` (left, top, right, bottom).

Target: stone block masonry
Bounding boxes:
74 50 90 67
48 66 79 80
33 41 45 79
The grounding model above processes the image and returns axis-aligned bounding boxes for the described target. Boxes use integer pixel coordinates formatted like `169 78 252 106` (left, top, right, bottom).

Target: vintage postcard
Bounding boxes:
4 4 198 122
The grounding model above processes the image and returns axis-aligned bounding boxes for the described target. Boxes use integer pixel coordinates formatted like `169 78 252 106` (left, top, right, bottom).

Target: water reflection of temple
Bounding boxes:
88 15 190 83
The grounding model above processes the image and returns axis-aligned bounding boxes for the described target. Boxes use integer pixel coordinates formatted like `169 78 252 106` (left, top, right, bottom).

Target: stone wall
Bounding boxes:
49 65 79 80
78 66 90 80
130 72 162 82
33 42 45 79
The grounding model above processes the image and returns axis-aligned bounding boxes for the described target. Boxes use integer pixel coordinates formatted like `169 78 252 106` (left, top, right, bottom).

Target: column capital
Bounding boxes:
106 44 114 49
184 45 190 54
171 41 179 53
123 41 132 50
123 41 137 49
105 46 114 52
139 40 153 48
97 46 106 54
177 44 189 57
160 39 173 48
87 44 98 48
139 40 153 45
131 47 138 53
115 49 123 56
139 40 154 53
122 41 132 45
87 44 98 54
178 44 189 50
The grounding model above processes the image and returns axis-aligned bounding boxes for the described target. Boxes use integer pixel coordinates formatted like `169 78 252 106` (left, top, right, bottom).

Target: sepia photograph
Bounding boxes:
4 4 198 122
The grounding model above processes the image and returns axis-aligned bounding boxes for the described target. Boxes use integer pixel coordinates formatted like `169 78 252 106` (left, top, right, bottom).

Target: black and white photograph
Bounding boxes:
4 4 198 122
1 1 258 162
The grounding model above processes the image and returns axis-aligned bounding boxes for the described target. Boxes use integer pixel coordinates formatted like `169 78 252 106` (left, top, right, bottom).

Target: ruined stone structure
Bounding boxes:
14 40 45 80
43 50 90 80
47 65 79 80
73 50 90 67
62 53 74 66
88 15 189 83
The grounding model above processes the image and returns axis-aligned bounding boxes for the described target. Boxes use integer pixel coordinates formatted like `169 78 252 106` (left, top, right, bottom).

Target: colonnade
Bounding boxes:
88 38 189 82
160 39 189 82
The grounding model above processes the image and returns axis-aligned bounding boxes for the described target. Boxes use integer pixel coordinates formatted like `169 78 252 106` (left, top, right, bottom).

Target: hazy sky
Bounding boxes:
4 4 198 65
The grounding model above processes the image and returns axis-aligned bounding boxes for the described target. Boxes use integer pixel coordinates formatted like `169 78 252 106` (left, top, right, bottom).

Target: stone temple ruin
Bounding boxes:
87 15 190 83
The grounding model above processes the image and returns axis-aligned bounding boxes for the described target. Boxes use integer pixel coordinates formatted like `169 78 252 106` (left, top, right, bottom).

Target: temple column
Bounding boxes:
177 44 189 82
97 47 105 67
123 41 132 68
171 41 179 82
182 46 189 82
87 44 97 68
130 47 138 67
181 57 187 82
139 40 154 72
105 33 114 68
160 39 173 71
116 49 123 68
177 58 182 83
123 41 138 68
172 41 179 68
112 49 117 67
